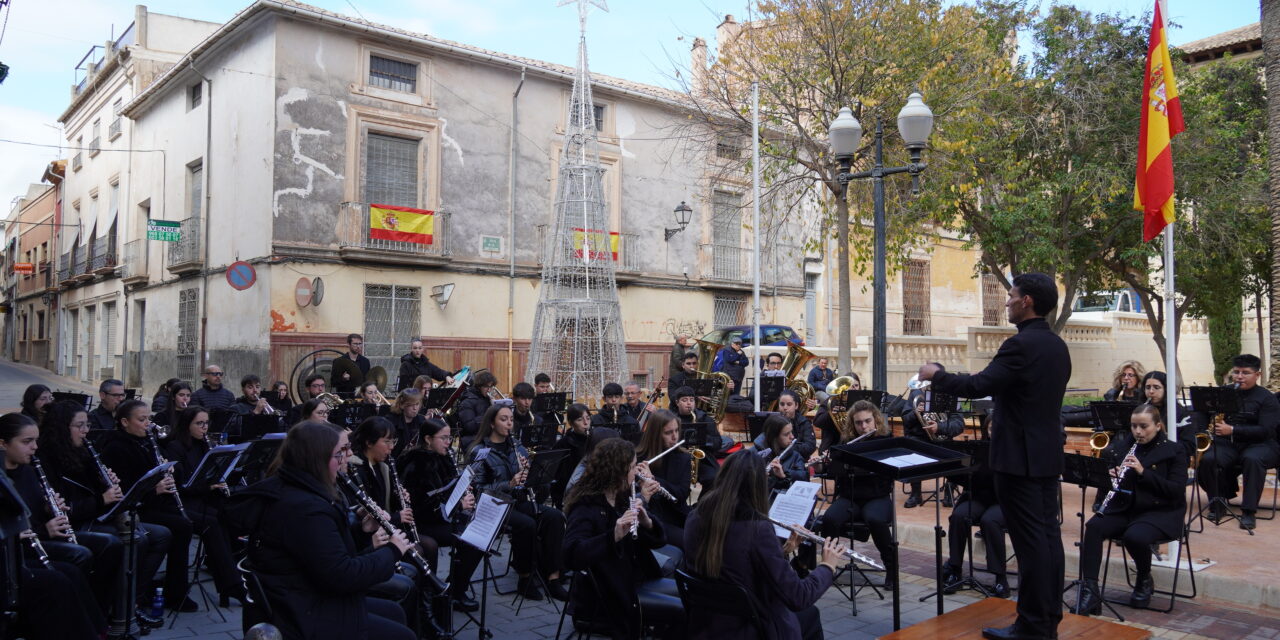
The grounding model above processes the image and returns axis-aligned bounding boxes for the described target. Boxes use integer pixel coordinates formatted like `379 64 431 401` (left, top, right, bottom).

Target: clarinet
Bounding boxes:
30 456 76 545
386 458 421 545
84 440 116 490
24 532 51 568
1099 442 1139 515
146 426 189 521
339 473 435 572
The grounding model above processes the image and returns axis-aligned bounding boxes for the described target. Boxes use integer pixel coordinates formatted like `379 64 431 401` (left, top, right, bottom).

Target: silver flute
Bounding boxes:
767 517 884 570
766 441 797 472
630 477 641 540
644 439 687 465
31 456 76 545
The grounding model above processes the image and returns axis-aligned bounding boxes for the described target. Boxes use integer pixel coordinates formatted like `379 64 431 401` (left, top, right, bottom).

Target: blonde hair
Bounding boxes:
846 400 890 439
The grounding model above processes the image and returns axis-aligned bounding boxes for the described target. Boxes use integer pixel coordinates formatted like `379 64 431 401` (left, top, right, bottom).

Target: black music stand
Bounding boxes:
521 449 571 500
425 388 454 413
756 376 785 409
594 421 641 444
238 414 285 443
458 493 513 640
843 390 887 411
1089 402 1133 435
53 391 92 412
830 437 971 630
1188 386 1243 530
517 420 560 451
1059 452 1125 620
746 412 775 443
183 445 244 492
99 462 175 640
921 439 993 600
225 434 286 488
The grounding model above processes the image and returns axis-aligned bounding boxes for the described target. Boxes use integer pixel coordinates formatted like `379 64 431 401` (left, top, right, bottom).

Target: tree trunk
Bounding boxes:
836 192 852 375
1261 0 1280 386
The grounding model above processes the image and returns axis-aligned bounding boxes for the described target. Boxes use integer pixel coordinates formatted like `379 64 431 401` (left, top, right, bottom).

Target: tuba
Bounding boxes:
825 375 857 435
770 341 816 411
693 339 732 424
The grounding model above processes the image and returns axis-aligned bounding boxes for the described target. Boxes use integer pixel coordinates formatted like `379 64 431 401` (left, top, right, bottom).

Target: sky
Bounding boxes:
0 0 1261 208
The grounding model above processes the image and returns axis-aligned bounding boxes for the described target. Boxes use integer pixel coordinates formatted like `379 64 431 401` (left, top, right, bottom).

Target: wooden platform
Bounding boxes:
879 598 1150 640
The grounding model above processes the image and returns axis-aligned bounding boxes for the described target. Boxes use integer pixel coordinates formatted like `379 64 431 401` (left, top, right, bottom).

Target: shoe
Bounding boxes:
135 607 164 629
882 576 896 591
218 589 246 608
905 494 923 508
171 596 199 613
1073 579 1102 616
1241 512 1257 530
516 576 543 601
1129 572 1153 609
981 623 1056 640
545 577 570 602
991 575 1010 599
1207 502 1226 523
451 595 479 613
940 563 963 594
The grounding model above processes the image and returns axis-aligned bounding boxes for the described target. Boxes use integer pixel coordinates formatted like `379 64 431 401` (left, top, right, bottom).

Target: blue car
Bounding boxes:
701 325 804 348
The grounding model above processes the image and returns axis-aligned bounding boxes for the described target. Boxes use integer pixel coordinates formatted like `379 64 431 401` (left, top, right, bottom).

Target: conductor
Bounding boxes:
918 273 1069 640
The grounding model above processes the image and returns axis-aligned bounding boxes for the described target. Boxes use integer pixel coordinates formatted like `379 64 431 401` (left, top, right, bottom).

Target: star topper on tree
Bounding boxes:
558 0 608 31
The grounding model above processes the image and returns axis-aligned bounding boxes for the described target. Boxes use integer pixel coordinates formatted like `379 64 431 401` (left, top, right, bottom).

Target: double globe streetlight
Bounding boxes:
828 93 934 391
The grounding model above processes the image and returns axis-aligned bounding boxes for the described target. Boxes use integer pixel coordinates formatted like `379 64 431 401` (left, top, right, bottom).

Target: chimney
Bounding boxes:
690 37 707 94
717 14 742 48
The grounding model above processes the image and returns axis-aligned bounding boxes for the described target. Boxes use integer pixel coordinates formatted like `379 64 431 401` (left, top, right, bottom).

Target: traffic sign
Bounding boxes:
226 261 256 291
146 219 181 242
295 277 313 308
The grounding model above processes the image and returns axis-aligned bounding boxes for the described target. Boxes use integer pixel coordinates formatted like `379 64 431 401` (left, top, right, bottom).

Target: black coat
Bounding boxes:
469 438 527 500
552 430 590 497
1191 384 1280 446
752 434 808 492
396 449 457 527
786 414 817 458
929 317 1071 477
591 407 640 441
162 437 220 519
5 466 52 538
38 448 108 528
87 405 116 433
224 468 401 640
1096 433 1187 540
677 409 722 455
192 384 236 411
454 388 491 448
330 354 371 395
97 429 178 515
563 493 666 640
397 353 450 392
388 413 425 458
683 509 834 640
901 395 965 442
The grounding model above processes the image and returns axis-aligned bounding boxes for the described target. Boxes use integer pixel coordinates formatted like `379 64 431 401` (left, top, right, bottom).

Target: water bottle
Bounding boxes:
150 587 165 618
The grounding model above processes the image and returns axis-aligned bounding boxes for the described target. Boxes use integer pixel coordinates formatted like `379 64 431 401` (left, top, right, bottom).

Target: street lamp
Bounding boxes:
829 92 934 392
665 201 692 241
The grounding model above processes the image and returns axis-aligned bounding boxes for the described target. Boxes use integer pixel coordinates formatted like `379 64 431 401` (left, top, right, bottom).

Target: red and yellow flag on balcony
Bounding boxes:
1133 1 1184 242
369 204 434 245
572 228 619 261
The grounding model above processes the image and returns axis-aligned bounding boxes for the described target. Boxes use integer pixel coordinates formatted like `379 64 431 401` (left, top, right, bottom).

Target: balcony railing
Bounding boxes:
88 137 101 157
109 117 122 140
90 236 117 273
337 202 450 264
121 240 147 284
619 233 641 272
701 243 750 282
73 251 91 281
72 153 83 172
167 217 202 275
58 252 72 283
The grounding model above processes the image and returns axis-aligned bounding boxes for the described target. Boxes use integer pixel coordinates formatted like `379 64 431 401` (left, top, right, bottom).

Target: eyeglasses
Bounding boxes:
333 446 352 460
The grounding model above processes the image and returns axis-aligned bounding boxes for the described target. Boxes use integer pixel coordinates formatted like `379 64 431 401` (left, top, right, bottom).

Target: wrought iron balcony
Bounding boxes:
336 202 450 266
121 240 147 285
167 217 202 275
71 153 83 172
701 243 750 283
109 117 122 140
90 236 117 274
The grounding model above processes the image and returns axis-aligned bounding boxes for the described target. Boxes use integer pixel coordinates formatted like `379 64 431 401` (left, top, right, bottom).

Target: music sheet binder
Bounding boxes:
183 444 247 491
460 492 512 553
98 462 175 524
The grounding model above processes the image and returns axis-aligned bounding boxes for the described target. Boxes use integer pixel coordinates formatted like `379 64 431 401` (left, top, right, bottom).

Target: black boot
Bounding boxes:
1074 578 1102 616
1130 571 1153 609
905 493 923 508
940 563 963 594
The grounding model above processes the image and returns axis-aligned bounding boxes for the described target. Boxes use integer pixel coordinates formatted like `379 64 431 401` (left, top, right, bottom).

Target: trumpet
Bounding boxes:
31 456 76 545
766 517 884 570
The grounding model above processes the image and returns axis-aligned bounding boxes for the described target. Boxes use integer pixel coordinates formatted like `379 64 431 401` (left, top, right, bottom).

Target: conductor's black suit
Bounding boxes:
929 316 1071 637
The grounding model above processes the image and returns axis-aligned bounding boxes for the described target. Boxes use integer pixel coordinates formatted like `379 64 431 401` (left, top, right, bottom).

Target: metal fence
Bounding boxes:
168 217 201 267
338 202 450 257
363 284 421 380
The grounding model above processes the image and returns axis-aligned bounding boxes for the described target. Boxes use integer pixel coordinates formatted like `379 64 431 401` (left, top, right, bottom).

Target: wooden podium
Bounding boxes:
879 598 1150 640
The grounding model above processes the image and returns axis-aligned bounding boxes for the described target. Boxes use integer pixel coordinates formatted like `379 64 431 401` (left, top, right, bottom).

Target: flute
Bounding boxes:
644 439 687 465
767 517 884 570
31 456 76 545
766 440 797 472
630 477 640 540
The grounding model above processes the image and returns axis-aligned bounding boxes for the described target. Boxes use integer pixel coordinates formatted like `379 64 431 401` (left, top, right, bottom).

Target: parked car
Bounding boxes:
1072 289 1144 315
701 324 804 347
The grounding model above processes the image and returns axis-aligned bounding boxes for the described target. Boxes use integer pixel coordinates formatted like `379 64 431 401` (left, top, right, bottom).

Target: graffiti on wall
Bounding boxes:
661 318 707 341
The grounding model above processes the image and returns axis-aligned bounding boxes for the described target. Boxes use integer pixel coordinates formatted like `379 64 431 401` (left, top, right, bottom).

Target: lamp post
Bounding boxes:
829 93 933 392
665 201 692 241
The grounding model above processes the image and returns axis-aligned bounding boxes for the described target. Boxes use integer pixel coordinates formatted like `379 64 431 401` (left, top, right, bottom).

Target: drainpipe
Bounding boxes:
191 61 213 374
507 67 525 386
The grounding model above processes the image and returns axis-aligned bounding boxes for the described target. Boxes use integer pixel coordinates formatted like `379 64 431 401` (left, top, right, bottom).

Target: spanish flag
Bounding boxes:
369 204 434 245
1134 1 1184 242
572 228 619 261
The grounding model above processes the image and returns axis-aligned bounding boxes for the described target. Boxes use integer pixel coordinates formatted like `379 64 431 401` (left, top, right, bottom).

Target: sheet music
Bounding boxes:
786 480 821 501
443 466 473 519
879 453 936 468
460 492 509 552
769 489 816 538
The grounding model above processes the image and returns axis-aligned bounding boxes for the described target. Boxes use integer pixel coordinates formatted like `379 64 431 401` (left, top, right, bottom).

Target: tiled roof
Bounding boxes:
1178 22 1260 55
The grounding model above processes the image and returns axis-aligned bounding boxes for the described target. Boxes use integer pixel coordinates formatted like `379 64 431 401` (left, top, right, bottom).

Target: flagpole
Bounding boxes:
752 81 762 413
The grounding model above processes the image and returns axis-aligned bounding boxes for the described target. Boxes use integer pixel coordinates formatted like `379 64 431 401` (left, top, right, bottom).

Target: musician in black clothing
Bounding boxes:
534 372 553 395
19 384 51 423
232 374 276 418
667 353 699 409
151 381 192 430
816 401 897 586
348 418 437 569
812 373 862 455
397 418 482 612
901 391 964 508
1142 371 1193 459
331 333 371 396
387 390 425 458
591 383 640 441
1103 360 1146 404
621 382 656 422
467 404 568 602
940 459 1009 598
1195 354 1280 531
756 413 808 494
454 370 496 450
87 379 127 433
288 375 328 425
162 406 244 606
151 377 182 415
672 386 723 488
98 399 196 613
192 365 235 412
920 272 1070 640
268 381 294 415
1075 404 1187 614
397 339 453 392
551 404 592 509
775 389 817 458
511 382 550 449
634 410 694 550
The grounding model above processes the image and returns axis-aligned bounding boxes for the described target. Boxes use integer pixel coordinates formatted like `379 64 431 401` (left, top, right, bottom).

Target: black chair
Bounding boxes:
1099 523 1197 614
674 568 768 639
1246 463 1279 521
554 569 604 640
237 557 274 632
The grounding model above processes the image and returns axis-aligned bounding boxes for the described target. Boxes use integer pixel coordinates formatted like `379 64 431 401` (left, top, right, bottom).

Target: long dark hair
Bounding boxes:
269 421 341 497
21 384 50 419
635 409 678 470
163 382 193 425
469 404 512 453
691 449 770 579
762 413 792 452
563 438 635 515
38 400 87 473
299 398 326 422
413 418 449 452
174 405 210 449
352 416 394 456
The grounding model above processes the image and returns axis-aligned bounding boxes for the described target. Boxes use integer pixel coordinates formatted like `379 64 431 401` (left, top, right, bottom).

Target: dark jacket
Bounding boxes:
396 449 457 527
563 492 666 640
1103 386 1143 404
786 414 817 459
677 409 722 455
1191 384 1280 447
590 407 640 441
98 429 177 515
454 387 491 449
683 509 834 640
224 468 401 640
39 448 109 528
5 465 52 539
752 434 808 492
151 392 170 415
192 384 236 412
669 341 691 379
87 405 116 433
714 348 749 386
1096 432 1187 540
330 354 371 395
397 353 450 392
806 366 836 390
929 317 1071 477
162 437 220 519
469 438 527 500
388 413 425 459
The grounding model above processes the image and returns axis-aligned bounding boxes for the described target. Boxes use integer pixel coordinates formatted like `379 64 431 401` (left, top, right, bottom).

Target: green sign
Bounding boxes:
481 235 502 253
146 219 181 242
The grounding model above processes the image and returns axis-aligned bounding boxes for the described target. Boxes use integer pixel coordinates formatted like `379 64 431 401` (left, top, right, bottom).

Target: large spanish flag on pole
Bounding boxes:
1133 0 1184 242
369 204 434 245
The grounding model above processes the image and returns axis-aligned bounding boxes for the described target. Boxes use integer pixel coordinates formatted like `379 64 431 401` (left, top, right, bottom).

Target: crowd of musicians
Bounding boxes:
0 326 1276 640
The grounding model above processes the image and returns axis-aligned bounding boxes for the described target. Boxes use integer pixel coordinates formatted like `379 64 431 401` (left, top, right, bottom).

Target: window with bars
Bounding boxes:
365 133 419 207
84 306 96 381
712 191 741 247
369 55 418 93
716 135 744 159
713 294 748 327
982 273 1005 326
363 284 421 376
902 259 931 336
177 288 199 380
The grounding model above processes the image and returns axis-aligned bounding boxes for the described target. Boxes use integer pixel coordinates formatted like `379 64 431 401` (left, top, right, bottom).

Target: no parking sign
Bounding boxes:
226 261 256 291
